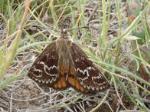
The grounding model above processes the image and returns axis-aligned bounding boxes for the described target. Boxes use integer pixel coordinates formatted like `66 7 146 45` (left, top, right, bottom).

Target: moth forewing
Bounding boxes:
69 42 110 92
28 42 59 86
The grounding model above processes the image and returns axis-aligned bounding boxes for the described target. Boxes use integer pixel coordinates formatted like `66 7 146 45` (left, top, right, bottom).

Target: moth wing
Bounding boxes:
70 43 109 93
53 76 68 89
28 42 59 86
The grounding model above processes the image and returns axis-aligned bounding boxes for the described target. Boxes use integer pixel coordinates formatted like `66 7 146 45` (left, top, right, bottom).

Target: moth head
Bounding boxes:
60 28 68 39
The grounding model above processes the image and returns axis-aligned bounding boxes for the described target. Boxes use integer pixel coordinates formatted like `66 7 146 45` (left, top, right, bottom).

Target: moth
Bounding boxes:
28 29 109 94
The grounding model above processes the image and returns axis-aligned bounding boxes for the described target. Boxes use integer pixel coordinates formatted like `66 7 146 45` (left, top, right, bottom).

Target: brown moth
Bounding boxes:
28 29 109 94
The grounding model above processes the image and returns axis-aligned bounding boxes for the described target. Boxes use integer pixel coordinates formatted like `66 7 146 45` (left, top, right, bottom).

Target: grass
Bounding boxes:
0 0 150 111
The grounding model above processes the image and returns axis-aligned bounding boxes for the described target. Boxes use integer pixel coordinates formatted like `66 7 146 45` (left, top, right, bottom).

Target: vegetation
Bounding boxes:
0 0 149 111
